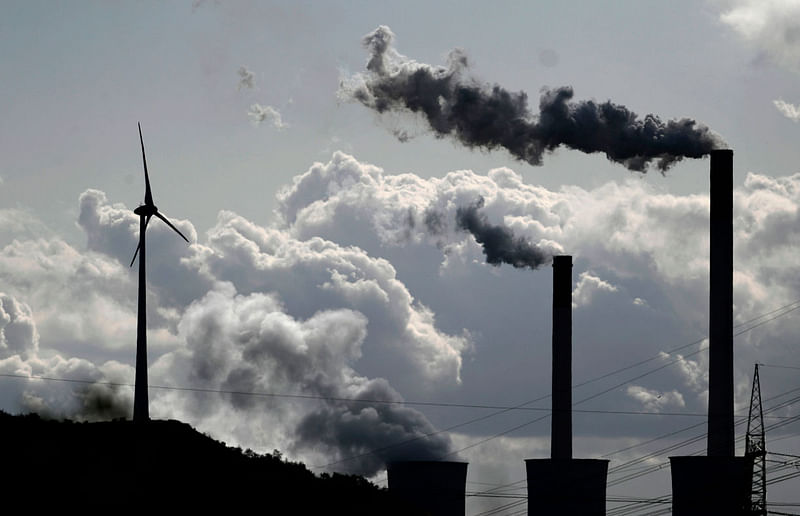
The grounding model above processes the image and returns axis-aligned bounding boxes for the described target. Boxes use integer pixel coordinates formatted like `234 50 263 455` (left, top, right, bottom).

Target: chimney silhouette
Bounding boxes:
525 255 608 515
551 255 572 460
669 150 753 515
708 148 734 457
387 461 467 516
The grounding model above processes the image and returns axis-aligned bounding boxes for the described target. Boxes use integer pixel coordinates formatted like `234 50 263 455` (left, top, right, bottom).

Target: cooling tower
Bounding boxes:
387 461 467 516
670 456 753 515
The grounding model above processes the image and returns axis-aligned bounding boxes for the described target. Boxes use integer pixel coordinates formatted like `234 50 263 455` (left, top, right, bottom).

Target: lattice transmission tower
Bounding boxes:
745 363 766 516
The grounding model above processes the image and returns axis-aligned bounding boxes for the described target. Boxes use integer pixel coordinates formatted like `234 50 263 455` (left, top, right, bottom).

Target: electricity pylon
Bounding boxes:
745 363 766 516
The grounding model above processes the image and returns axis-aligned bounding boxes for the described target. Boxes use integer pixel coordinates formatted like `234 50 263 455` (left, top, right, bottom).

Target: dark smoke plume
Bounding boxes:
456 198 551 269
293 379 454 477
176 288 457 477
77 382 132 421
343 26 726 172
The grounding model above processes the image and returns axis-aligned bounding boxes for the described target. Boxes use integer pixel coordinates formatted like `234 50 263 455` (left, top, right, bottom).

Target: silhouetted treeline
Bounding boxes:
0 411 423 513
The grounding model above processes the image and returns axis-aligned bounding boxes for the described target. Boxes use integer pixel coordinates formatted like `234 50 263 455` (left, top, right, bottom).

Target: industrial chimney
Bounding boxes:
551 255 572 461
708 148 734 456
387 461 468 516
669 150 752 515
525 255 608 515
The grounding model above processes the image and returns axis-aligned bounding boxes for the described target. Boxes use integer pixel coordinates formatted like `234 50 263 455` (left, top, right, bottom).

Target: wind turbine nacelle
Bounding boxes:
134 205 158 216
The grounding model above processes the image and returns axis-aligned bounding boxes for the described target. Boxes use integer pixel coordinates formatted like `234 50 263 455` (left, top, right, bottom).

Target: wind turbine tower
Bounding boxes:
130 123 190 423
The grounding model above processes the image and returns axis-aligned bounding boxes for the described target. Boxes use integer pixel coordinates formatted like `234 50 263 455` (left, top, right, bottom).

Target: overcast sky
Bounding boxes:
2 1 800 513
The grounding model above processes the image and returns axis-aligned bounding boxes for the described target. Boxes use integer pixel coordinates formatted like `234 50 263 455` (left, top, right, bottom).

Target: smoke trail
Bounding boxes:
176 286 457 477
342 26 726 172
248 103 286 128
237 66 255 90
294 379 454 476
456 198 551 269
76 382 132 422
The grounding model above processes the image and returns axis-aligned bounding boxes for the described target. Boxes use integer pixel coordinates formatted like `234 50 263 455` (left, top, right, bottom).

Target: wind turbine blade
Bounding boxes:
154 211 190 243
128 215 152 267
129 243 140 268
138 122 154 207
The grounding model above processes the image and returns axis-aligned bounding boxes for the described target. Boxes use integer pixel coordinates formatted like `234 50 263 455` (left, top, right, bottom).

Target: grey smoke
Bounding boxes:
293 379 453 477
174 287 456 477
392 128 412 142
237 66 256 90
456 198 551 269
423 209 446 236
248 103 286 128
77 382 132 422
343 25 726 172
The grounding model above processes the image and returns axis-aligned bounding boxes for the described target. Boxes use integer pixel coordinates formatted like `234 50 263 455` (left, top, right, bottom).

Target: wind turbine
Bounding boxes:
130 122 190 422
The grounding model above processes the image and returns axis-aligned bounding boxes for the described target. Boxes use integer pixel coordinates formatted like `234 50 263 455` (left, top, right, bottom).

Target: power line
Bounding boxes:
471 498 527 516
480 390 800 513
444 299 800 471
464 382 800 510
607 496 672 516
736 300 800 328
10 372 785 418
601 420 707 459
606 396 800 485
770 452 800 460
440 347 707 467
334 296 800 472
603 379 800 516
606 496 673 516
762 365 800 372
604 398 800 491
735 303 800 336
572 299 800 398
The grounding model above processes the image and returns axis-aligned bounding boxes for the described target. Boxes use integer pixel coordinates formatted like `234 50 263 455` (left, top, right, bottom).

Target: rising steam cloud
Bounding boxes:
455 198 551 269
294 378 454 476
342 26 726 172
170 284 456 477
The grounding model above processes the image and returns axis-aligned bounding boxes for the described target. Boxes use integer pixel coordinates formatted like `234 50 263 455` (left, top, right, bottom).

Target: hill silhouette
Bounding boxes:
1 411 417 513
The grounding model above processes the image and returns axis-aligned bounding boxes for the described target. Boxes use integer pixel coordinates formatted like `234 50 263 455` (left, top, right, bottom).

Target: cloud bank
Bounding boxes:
276 152 800 419
0 177 468 475
719 0 800 73
3 152 800 477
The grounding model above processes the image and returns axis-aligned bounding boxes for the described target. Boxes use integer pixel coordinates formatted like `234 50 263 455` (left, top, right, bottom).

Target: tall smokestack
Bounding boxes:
525 255 608 515
551 255 572 459
670 150 752 515
708 149 734 457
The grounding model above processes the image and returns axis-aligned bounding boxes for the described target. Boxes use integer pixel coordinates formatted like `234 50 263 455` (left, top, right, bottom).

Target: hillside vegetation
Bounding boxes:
1 411 415 513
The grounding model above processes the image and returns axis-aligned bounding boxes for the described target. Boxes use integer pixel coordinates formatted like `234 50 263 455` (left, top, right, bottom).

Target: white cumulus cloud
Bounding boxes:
717 0 800 73
773 98 800 121
572 272 619 309
248 103 286 129
626 385 686 411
